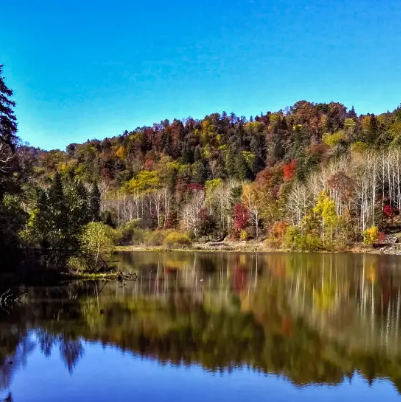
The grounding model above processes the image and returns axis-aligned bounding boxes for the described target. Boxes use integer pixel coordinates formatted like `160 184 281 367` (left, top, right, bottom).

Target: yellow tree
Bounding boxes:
127 171 160 193
242 183 260 238
313 191 338 245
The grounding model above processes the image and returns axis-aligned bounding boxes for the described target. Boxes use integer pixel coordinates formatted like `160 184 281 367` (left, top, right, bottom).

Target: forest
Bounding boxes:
2 63 401 271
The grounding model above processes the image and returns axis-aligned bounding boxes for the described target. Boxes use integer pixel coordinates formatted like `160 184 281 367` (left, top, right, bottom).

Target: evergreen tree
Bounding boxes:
236 154 252 181
67 180 90 236
181 144 193 164
194 146 202 162
101 210 114 227
369 115 378 144
48 173 65 214
89 181 101 222
0 65 20 253
47 172 67 247
33 189 51 248
347 106 357 119
225 148 236 178
230 186 242 208
191 161 206 184
0 65 19 200
0 64 18 151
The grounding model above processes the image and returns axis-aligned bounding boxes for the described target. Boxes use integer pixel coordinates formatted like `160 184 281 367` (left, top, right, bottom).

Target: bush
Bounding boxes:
164 232 191 248
67 255 88 271
122 228 178 246
363 226 383 246
144 230 167 246
118 219 141 245
285 226 323 251
266 221 289 249
240 230 248 241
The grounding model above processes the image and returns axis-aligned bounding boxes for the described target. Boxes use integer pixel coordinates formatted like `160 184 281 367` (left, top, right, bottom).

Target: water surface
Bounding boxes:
1 252 401 401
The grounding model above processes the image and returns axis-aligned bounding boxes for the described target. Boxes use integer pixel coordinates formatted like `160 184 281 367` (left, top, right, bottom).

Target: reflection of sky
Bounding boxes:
1 340 399 402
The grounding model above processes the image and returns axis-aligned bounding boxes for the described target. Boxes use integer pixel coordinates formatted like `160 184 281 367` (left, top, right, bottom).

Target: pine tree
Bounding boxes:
0 64 18 151
181 145 193 164
191 161 206 184
69 180 90 229
194 146 202 162
35 189 51 248
225 149 236 178
89 181 101 222
230 186 242 208
48 173 64 214
236 154 251 181
47 172 67 247
0 65 19 198
347 106 357 119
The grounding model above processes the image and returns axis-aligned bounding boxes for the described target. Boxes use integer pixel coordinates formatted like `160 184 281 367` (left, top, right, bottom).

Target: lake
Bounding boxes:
1 251 401 401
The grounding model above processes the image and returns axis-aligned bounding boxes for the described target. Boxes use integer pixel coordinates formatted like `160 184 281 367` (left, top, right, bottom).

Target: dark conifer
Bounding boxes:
89 181 101 222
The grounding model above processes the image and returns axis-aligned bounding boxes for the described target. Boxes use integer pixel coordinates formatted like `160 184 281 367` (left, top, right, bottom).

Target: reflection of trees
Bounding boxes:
1 393 12 402
0 330 35 391
4 252 401 391
59 336 84 374
37 329 57 357
284 254 401 354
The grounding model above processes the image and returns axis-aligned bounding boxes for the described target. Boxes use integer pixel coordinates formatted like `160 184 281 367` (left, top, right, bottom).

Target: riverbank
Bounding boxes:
115 241 401 255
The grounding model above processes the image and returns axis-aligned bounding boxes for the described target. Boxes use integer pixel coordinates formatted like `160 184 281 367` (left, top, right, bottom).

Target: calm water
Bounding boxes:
2 252 401 401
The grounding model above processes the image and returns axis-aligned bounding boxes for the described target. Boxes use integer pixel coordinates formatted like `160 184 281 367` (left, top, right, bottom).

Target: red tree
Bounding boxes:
384 205 394 217
233 203 249 232
283 160 296 181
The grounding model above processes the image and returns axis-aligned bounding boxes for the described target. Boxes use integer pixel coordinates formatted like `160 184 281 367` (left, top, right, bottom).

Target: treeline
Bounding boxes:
2 61 401 267
27 99 400 250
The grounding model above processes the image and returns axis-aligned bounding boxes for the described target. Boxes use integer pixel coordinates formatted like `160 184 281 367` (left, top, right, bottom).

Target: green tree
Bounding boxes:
225 148 236 178
80 222 115 265
191 161 206 184
47 172 68 246
0 63 20 252
66 179 90 241
0 64 18 152
236 154 251 181
89 181 101 221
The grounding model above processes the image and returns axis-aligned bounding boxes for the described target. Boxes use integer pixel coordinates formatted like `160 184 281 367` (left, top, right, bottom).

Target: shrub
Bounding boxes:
67 255 88 271
144 230 167 246
285 226 323 251
164 232 191 248
266 221 289 249
363 226 382 246
239 230 248 241
118 219 141 245
124 229 179 246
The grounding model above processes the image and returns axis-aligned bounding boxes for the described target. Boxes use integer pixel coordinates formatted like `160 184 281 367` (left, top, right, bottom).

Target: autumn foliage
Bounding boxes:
233 204 249 232
283 160 296 181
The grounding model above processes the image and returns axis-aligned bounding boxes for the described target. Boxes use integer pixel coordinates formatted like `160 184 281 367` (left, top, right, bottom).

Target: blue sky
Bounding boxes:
1 0 400 150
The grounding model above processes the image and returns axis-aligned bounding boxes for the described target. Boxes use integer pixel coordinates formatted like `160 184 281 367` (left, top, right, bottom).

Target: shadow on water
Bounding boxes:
2 252 401 396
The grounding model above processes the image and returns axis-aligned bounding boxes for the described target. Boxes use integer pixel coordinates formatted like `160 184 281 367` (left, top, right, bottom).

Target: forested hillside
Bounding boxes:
2 63 401 270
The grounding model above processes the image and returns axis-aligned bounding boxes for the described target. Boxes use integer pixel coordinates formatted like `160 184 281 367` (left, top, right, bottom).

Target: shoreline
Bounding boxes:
115 242 401 256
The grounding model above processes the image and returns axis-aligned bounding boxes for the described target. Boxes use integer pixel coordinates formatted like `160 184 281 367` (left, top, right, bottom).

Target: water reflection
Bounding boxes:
2 252 401 398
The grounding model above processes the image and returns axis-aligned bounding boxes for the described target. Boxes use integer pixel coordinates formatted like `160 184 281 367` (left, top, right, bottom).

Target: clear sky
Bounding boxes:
1 0 400 151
